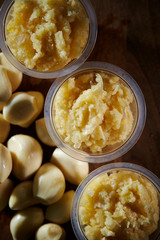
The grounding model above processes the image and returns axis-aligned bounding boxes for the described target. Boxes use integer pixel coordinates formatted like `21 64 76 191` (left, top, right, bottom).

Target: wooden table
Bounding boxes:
0 0 160 239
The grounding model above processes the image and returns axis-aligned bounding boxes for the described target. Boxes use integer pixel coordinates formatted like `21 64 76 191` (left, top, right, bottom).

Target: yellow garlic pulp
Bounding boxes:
5 0 89 71
54 72 134 153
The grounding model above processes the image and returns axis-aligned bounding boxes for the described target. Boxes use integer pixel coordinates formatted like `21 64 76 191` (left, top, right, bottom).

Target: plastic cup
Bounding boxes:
0 0 97 79
71 162 160 240
44 61 146 163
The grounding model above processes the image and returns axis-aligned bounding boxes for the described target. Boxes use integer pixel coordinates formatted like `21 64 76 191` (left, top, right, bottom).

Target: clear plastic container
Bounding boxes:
44 61 146 163
0 0 97 79
71 162 160 240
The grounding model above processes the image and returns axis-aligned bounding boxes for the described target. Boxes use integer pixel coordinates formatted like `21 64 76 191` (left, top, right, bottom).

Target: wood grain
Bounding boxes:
89 0 160 177
0 0 160 239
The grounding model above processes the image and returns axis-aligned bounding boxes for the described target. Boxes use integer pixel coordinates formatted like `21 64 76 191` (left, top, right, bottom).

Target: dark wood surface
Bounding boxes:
0 0 160 239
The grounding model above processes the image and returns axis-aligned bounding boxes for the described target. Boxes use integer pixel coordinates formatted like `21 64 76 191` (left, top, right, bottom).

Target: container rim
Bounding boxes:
0 0 97 79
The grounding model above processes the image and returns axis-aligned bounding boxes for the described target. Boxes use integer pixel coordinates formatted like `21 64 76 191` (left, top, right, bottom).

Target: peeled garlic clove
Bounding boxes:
0 66 12 102
0 178 14 211
9 181 39 210
0 53 22 92
36 223 66 240
10 207 44 240
50 148 89 185
33 163 65 205
46 190 74 224
7 134 43 181
5 67 22 92
3 92 38 126
3 91 44 128
0 143 12 183
20 91 44 128
0 113 10 143
35 118 55 146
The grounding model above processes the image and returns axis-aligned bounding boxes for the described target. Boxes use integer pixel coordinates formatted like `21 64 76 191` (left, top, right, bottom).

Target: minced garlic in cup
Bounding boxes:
5 0 89 72
53 72 134 153
79 170 159 240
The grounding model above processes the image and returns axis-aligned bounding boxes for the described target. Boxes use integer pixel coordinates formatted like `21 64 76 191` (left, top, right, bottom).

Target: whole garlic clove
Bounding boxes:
45 190 75 224
35 118 55 146
9 181 39 210
0 53 22 92
10 207 44 240
0 143 12 183
7 134 43 181
33 163 65 205
50 148 89 185
36 223 66 240
21 91 44 128
3 91 44 128
3 92 38 126
0 178 14 211
0 113 10 143
0 66 12 102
